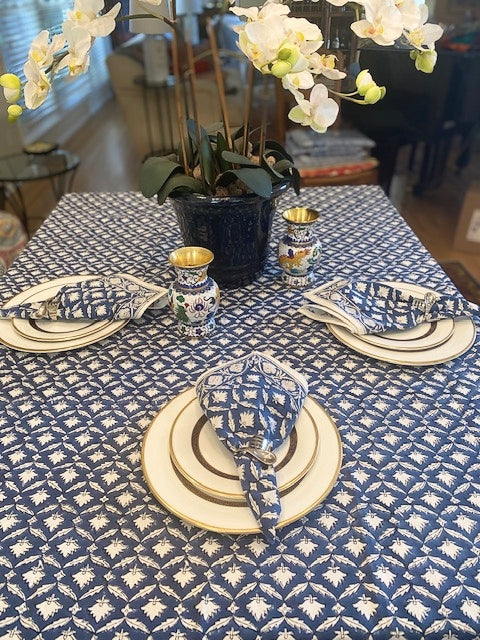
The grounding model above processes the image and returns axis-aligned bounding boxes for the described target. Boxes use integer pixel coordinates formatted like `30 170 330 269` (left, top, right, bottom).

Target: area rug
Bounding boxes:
440 261 480 305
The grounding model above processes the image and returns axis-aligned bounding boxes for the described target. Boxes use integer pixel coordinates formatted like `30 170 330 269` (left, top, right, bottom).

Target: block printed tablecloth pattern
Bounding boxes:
0 186 479 639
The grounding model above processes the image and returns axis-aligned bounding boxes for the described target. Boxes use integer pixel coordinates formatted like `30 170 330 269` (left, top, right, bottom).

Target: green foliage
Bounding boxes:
140 119 299 205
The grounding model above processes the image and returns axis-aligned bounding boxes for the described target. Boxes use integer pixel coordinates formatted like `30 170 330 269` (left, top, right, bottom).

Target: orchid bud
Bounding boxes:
414 49 438 73
356 69 375 96
3 86 21 104
364 85 385 104
0 73 21 90
271 60 292 78
7 104 22 122
277 45 300 68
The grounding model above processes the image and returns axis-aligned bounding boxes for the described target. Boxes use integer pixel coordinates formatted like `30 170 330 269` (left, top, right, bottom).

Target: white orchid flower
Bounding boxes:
57 25 92 76
63 0 121 38
28 30 65 69
283 16 323 55
288 82 339 133
404 5 443 50
406 22 443 49
236 4 323 78
282 69 315 93
239 15 288 71
309 53 346 80
0 73 22 104
394 0 423 31
324 0 352 6
351 0 403 47
137 0 167 20
23 60 51 109
232 2 290 22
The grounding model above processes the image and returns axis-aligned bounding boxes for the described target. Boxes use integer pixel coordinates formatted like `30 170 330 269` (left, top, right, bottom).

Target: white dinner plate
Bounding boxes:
169 394 319 502
329 316 476 366
142 388 342 534
356 319 455 351
326 281 477 365
0 275 128 353
355 282 455 352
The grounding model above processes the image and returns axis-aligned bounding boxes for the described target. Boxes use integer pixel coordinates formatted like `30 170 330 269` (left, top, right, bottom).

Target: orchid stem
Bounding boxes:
186 38 207 193
258 75 269 160
206 17 232 150
242 64 254 157
168 2 189 175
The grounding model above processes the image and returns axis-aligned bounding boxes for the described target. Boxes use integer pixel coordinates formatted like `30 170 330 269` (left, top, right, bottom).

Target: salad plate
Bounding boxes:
169 394 320 502
142 388 342 534
326 281 476 365
0 275 128 352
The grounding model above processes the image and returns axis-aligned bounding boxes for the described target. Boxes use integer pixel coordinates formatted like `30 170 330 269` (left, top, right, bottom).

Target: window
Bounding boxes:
0 0 112 143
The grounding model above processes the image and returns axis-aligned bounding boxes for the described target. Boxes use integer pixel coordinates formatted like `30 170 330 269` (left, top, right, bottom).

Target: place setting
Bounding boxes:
298 278 478 366
0 273 168 353
142 351 342 537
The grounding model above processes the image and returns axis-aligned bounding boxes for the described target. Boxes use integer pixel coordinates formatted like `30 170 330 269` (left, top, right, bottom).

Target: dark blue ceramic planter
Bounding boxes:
170 180 290 288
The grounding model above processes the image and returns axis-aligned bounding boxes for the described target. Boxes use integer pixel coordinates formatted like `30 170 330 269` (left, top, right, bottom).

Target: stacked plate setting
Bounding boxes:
142 388 342 534
325 282 476 366
0 276 128 352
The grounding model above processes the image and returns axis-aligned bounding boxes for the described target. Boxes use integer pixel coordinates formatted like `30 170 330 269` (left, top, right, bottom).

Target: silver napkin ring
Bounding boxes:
31 296 60 320
234 436 277 465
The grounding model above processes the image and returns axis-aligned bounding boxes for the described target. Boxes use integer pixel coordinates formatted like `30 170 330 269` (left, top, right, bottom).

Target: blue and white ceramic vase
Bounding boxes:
168 246 220 338
278 207 321 288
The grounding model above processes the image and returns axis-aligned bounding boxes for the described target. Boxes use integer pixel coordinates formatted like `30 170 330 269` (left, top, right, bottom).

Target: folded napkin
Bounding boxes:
0 274 168 321
195 351 308 540
299 278 472 335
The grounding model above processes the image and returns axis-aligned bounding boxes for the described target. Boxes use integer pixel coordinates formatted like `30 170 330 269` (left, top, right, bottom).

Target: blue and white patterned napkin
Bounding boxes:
299 278 473 335
0 274 168 321
195 351 308 540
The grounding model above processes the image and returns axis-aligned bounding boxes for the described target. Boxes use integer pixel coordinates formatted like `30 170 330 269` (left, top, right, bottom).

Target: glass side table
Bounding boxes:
0 149 80 232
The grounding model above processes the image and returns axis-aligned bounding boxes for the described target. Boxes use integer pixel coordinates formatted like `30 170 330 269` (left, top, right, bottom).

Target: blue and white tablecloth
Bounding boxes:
0 186 479 640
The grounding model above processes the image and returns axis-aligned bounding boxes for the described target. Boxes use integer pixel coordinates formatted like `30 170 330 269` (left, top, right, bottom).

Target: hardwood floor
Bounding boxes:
12 97 480 283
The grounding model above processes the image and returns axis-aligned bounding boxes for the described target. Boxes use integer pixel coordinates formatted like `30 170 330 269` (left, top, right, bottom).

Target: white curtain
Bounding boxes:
0 0 113 144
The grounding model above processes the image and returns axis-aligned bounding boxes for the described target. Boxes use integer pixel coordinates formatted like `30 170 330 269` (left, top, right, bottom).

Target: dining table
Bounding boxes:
0 185 479 640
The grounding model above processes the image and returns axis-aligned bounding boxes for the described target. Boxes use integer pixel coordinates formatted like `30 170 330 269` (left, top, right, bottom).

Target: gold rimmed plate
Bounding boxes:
327 281 476 365
357 318 455 352
354 282 455 352
142 388 342 534
0 275 128 353
169 394 319 502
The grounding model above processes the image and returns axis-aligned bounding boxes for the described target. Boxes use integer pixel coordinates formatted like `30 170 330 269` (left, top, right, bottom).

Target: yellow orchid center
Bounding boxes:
321 54 336 70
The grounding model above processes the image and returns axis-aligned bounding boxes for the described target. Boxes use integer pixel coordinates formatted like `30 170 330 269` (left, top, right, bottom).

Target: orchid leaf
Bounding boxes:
290 167 301 195
221 150 257 166
199 127 217 188
216 167 272 198
156 174 204 205
215 132 230 172
140 157 182 198
187 118 200 146
272 158 295 174
263 139 295 162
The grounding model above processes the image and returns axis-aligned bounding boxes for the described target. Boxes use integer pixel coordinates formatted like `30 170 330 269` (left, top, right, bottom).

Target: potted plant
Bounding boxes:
1 0 443 287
